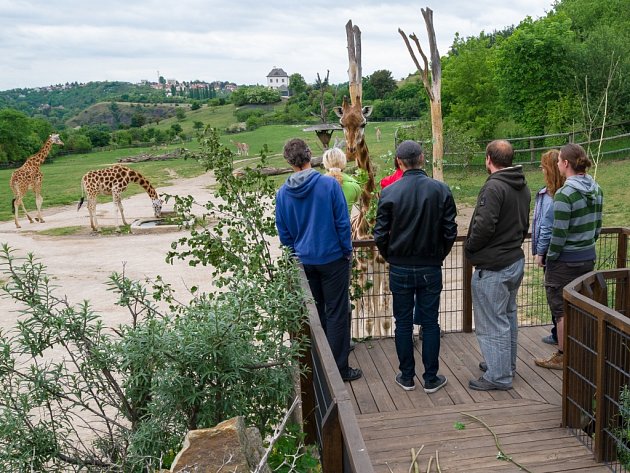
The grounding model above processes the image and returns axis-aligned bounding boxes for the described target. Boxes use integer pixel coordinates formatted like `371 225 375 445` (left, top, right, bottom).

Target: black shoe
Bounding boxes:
423 375 447 393
395 373 416 391
542 334 558 345
341 367 362 382
469 376 512 391
479 361 516 373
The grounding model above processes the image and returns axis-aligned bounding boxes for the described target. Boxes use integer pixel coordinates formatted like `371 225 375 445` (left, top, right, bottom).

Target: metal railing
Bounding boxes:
563 264 630 471
350 228 628 339
297 268 374 473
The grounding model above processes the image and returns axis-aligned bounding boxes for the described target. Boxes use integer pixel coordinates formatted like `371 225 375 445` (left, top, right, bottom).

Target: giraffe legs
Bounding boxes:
113 193 128 230
13 196 35 228
87 198 99 232
34 191 45 223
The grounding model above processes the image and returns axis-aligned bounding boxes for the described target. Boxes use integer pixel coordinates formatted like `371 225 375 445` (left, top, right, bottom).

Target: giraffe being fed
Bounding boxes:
77 165 162 232
10 133 64 228
333 20 390 338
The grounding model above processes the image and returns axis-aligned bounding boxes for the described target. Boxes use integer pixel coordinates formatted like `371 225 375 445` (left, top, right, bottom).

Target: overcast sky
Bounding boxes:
0 0 555 91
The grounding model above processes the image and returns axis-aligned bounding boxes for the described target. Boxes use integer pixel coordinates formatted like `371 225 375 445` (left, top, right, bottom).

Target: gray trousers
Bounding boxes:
472 258 525 388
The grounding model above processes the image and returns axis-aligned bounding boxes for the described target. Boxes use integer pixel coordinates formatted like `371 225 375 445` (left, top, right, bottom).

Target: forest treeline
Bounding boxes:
0 0 628 164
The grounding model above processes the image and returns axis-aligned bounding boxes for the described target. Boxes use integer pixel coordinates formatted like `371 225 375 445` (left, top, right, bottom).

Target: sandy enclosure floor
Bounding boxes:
0 171 474 334
0 172 230 332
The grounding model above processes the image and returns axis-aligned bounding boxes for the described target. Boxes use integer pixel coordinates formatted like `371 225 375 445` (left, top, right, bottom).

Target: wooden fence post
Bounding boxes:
321 403 342 473
463 253 473 332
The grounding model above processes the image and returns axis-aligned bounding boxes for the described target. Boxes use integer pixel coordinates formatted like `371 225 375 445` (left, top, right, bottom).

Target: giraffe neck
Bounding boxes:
352 139 375 240
29 138 53 167
128 170 159 200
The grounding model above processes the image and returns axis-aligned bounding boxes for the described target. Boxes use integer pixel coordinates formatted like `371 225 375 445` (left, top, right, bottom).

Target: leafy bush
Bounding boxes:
0 127 309 471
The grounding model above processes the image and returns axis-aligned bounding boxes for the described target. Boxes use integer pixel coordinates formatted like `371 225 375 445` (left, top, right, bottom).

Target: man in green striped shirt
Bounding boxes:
535 143 603 369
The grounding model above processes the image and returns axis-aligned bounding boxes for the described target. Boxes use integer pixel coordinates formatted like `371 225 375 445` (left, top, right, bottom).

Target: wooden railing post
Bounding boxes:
594 315 606 462
321 402 342 473
530 138 536 163
463 254 473 332
300 337 317 446
617 230 628 269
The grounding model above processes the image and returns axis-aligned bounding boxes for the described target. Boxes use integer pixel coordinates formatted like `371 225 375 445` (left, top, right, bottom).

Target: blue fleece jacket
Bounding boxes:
275 168 352 265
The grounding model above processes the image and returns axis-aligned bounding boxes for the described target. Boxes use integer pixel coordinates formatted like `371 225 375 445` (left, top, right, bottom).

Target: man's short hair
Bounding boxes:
486 140 514 168
283 138 311 168
396 140 423 167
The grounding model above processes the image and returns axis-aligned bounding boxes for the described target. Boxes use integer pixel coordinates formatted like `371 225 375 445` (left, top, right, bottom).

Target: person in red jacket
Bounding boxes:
380 159 403 189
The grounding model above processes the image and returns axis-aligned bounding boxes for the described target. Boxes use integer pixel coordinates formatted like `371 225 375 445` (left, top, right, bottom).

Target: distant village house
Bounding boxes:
267 67 290 97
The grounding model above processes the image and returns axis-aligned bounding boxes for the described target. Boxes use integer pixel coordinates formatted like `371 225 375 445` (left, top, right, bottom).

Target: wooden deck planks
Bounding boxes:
351 326 605 472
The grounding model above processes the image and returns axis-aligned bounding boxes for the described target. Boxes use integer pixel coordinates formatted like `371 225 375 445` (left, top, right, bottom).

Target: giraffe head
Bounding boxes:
50 134 64 146
333 96 373 158
152 198 163 218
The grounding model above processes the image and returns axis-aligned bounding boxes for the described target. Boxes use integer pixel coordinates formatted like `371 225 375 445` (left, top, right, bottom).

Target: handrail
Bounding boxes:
562 268 630 466
297 266 374 473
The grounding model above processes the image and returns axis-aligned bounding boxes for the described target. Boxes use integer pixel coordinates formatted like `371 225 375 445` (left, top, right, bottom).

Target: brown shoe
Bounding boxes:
535 351 564 370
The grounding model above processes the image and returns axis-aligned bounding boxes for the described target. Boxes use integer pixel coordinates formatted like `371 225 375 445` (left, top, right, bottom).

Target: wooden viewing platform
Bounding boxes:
346 326 608 472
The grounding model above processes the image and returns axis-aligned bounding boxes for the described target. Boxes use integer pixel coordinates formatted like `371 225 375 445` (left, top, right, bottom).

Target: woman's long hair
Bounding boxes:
541 149 565 197
323 147 347 186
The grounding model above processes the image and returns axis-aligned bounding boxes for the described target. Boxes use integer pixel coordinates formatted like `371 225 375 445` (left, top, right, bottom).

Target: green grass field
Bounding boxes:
2 112 629 228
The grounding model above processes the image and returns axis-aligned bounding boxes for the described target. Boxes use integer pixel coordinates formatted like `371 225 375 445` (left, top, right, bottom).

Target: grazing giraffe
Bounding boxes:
10 133 64 228
77 165 162 232
333 20 390 338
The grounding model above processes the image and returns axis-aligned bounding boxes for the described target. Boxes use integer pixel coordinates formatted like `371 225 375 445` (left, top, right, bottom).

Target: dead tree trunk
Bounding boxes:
398 7 444 181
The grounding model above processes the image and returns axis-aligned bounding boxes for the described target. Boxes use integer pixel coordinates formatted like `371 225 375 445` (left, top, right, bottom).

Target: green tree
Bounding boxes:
288 73 308 96
364 69 397 100
130 111 146 128
175 108 186 121
170 123 183 135
495 13 578 134
441 32 502 140
193 120 204 131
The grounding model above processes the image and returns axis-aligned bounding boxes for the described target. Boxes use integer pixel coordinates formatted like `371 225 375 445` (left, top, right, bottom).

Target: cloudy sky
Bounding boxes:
0 0 555 91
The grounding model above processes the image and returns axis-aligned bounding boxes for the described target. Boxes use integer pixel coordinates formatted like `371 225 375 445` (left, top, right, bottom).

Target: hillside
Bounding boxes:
66 102 184 128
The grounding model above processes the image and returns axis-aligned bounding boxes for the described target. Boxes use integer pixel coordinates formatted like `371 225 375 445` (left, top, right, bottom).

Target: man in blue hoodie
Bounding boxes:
275 138 362 382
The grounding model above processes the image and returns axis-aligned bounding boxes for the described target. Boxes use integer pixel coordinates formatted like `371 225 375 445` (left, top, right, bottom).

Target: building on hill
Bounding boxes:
267 67 289 96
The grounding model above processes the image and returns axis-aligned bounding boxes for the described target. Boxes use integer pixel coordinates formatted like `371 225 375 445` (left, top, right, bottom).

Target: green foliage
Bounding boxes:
175 108 186 121
0 109 53 164
615 385 630 468
0 127 309 471
231 86 281 106
363 69 397 100
288 73 308 96
495 13 578 134
454 422 466 430
442 32 502 140
267 424 320 472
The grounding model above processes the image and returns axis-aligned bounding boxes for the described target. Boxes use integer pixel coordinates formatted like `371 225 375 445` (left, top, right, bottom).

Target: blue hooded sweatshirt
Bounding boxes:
275 168 352 265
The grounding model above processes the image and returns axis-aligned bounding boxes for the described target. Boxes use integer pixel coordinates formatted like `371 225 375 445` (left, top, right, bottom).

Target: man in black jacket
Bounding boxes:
465 140 530 391
374 140 457 393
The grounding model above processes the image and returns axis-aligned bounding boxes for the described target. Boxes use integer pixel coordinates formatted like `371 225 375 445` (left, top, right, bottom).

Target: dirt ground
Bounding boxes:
0 172 474 333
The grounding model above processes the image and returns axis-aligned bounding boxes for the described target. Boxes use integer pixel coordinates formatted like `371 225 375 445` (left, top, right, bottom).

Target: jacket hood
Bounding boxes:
565 174 599 203
489 165 527 191
284 168 321 199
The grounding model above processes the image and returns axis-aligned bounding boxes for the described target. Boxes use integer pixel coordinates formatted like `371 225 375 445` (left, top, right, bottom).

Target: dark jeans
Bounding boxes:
304 257 351 374
389 264 442 383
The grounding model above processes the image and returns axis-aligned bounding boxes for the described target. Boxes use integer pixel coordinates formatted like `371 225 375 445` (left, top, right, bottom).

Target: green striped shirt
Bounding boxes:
547 175 603 261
